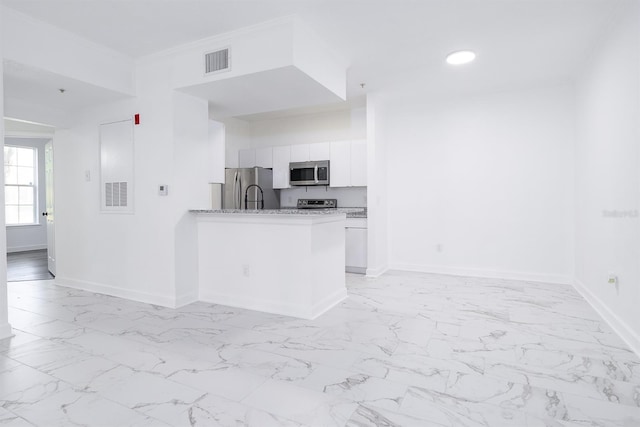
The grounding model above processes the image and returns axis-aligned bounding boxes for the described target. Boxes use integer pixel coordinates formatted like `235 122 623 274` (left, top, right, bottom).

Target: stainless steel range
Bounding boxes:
296 199 337 209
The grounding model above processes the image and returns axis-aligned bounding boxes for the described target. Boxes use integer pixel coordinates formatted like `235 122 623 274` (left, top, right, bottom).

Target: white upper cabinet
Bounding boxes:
290 144 310 162
272 145 291 189
309 142 331 161
238 149 256 168
255 147 273 168
350 139 367 187
329 141 351 187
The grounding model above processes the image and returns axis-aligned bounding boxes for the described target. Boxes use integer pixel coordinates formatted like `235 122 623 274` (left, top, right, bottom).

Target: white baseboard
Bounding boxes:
7 244 47 253
366 265 388 278
390 263 572 285
573 278 640 357
0 323 13 340
55 277 178 308
199 288 347 320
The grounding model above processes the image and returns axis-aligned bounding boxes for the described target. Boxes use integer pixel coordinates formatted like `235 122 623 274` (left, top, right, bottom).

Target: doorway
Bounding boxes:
4 134 55 282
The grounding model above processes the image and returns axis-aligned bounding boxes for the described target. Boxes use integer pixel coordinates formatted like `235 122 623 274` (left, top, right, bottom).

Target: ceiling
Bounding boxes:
0 0 629 122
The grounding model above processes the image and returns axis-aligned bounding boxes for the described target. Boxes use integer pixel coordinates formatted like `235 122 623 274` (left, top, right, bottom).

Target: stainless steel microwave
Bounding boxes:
289 160 330 186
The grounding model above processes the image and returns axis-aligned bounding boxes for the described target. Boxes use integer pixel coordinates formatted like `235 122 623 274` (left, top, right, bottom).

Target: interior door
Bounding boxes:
44 141 56 276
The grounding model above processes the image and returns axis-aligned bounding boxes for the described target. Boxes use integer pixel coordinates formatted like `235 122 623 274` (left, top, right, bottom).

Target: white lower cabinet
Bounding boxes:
345 218 367 274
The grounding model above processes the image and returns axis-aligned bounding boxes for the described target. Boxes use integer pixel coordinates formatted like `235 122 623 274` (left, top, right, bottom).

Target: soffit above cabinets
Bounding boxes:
172 17 346 119
180 65 345 119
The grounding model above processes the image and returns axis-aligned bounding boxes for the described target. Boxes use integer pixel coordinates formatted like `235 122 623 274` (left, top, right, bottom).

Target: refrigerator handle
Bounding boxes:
232 171 239 209
314 164 319 183
238 174 243 209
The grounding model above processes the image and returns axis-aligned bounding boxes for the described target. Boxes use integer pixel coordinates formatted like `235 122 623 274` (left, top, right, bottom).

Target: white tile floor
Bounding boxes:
1 272 639 426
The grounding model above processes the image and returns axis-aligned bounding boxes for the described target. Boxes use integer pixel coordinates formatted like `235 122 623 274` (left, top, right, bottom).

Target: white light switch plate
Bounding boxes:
158 185 168 196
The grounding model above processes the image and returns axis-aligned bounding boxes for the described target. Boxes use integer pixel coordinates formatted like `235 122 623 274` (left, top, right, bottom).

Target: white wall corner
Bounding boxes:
0 4 11 342
573 278 640 357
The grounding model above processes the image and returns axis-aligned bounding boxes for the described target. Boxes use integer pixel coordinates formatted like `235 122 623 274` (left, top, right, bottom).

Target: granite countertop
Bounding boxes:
279 207 367 218
189 207 367 218
190 209 346 216
190 207 367 217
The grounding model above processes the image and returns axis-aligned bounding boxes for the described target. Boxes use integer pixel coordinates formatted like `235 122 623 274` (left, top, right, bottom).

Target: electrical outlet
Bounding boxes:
242 264 250 277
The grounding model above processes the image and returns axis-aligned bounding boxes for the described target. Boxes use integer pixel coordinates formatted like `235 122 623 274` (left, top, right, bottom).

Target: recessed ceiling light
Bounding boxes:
446 50 476 65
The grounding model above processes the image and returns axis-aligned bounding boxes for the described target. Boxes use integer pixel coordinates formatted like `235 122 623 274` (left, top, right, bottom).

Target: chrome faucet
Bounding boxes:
244 184 264 209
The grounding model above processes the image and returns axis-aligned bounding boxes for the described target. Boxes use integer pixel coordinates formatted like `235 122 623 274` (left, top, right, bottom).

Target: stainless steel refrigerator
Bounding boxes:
222 167 280 209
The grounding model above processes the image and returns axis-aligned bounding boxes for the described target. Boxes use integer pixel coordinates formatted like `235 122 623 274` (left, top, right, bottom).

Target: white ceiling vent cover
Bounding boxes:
205 48 230 74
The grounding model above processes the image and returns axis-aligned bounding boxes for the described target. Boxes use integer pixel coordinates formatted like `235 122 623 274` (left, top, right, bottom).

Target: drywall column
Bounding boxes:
0 6 13 339
366 94 389 276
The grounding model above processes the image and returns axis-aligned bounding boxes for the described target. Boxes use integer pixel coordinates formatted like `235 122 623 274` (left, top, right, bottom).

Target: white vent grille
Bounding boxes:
105 182 128 207
205 48 230 74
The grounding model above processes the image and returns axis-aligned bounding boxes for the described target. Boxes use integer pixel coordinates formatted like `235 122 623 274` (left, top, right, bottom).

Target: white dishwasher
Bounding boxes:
345 217 367 274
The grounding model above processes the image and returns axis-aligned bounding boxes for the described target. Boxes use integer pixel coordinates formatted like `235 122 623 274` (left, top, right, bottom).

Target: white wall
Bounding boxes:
280 187 366 208
4 137 49 252
247 107 365 147
383 84 575 283
53 55 211 308
366 94 389 276
574 3 640 354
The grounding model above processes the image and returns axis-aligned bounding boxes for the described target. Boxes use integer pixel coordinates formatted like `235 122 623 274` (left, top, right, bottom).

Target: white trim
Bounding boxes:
366 265 388 278
7 244 47 253
199 288 347 320
573 278 640 357
0 323 13 340
390 263 572 285
3 131 54 139
55 277 177 308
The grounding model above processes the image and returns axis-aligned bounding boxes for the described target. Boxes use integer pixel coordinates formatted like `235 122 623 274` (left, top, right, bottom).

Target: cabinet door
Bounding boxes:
350 139 367 187
329 141 350 187
346 227 368 270
255 147 273 168
290 144 310 162
309 142 331 161
238 149 256 168
272 146 291 189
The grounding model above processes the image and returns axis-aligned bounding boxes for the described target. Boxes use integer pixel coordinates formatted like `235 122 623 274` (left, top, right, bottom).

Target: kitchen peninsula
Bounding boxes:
190 209 347 319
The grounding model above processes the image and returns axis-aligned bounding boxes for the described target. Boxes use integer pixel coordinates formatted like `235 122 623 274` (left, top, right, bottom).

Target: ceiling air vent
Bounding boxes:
205 48 230 74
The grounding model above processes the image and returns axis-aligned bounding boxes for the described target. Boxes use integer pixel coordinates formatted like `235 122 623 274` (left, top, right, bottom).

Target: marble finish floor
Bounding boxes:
1 272 639 426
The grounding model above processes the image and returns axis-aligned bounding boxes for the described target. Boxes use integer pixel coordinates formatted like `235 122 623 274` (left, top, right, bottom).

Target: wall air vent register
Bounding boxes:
204 48 231 74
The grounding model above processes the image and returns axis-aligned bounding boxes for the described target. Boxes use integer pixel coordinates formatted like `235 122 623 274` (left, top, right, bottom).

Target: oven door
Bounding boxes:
290 161 329 186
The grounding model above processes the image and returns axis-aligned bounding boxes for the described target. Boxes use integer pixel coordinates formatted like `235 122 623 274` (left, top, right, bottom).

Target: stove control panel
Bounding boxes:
297 199 337 209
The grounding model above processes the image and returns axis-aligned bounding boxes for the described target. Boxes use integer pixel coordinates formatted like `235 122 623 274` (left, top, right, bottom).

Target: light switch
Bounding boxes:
158 185 168 196
85 170 91 182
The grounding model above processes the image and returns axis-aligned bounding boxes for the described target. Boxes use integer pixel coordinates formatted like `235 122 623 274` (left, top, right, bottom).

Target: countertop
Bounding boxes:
190 209 346 216
190 207 367 218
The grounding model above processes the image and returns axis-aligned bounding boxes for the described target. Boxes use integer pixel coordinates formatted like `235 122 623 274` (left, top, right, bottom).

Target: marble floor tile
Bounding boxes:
0 272 638 426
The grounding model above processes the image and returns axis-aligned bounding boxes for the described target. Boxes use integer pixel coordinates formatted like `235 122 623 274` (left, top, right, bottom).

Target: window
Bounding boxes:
4 145 37 225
